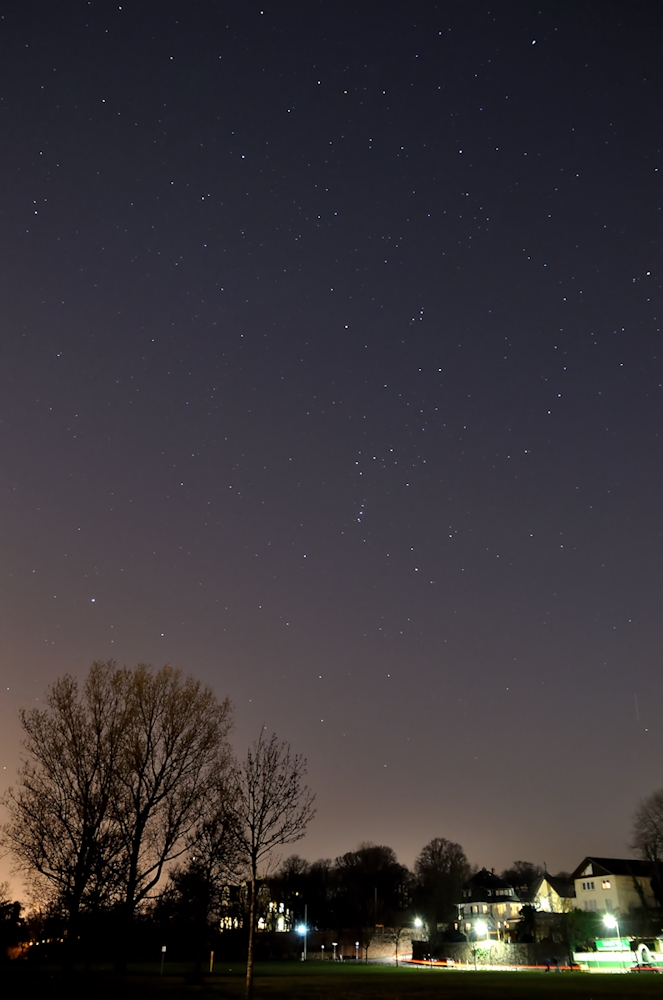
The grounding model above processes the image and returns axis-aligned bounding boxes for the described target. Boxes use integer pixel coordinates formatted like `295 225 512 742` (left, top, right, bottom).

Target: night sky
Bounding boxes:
2 1 663 894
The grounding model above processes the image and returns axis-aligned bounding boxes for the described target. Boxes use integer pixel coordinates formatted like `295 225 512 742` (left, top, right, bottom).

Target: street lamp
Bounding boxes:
297 905 308 961
332 941 338 961
296 924 307 960
604 914 623 971
413 917 423 931
475 920 488 942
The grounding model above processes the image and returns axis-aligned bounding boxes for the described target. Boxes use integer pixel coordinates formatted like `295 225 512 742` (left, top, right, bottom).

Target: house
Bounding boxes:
571 857 656 915
528 872 575 913
457 869 522 939
219 880 295 932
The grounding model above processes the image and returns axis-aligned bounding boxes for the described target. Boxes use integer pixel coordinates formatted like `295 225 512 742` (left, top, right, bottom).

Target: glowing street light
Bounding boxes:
604 913 623 971
475 920 488 941
413 917 423 930
297 903 308 961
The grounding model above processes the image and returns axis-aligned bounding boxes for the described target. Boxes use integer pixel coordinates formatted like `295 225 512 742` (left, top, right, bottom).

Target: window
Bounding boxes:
605 898 612 911
602 880 611 889
584 900 597 912
582 880 595 891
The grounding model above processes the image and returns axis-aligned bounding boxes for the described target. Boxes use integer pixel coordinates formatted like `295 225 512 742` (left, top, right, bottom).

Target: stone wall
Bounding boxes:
428 940 570 967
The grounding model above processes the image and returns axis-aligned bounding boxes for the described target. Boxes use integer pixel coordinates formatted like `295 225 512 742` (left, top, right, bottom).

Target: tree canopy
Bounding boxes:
413 837 471 930
1 662 233 926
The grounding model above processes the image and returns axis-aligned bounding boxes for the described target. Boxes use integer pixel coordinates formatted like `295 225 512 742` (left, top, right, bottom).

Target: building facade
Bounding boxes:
457 869 522 939
571 857 656 915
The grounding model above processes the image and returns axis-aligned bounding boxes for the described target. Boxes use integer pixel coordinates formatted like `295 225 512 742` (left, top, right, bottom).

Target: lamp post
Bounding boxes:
413 917 424 964
332 941 337 962
296 904 308 961
604 914 623 971
474 920 487 971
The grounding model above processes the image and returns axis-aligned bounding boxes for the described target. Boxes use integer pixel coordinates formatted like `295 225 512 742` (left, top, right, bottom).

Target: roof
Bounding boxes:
529 873 576 900
462 868 518 900
571 857 654 880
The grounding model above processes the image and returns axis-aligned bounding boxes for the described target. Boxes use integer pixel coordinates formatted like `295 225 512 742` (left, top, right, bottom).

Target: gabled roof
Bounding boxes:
571 857 654 880
462 868 517 900
530 873 576 899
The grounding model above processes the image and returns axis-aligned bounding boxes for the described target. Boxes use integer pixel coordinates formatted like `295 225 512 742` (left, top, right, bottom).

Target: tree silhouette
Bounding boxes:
229 731 315 1000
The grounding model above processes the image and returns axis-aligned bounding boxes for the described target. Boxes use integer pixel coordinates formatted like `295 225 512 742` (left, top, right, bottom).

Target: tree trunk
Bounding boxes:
245 871 257 1000
115 832 142 973
63 901 80 975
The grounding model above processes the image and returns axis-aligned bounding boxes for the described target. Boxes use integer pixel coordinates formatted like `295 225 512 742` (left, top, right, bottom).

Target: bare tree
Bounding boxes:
385 923 409 965
1 663 127 930
112 664 233 918
229 731 315 1000
156 784 241 978
633 788 663 905
1 661 234 967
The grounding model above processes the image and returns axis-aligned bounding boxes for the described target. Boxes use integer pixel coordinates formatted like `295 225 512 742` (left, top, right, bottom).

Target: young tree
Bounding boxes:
1 663 127 932
229 732 315 1000
384 922 410 966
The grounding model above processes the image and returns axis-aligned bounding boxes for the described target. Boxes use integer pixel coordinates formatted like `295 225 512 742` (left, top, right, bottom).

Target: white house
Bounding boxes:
571 857 656 915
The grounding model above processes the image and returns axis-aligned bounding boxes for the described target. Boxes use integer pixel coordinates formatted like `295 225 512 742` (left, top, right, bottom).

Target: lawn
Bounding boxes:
6 961 663 999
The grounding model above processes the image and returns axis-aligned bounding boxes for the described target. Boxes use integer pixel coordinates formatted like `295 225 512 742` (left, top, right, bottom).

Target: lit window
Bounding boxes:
602 880 611 889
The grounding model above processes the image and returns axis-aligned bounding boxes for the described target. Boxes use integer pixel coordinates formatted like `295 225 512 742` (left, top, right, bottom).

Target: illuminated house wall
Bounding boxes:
571 857 656 915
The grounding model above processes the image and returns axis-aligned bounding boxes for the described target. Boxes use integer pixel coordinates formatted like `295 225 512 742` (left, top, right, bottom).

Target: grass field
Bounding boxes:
6 960 663 999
